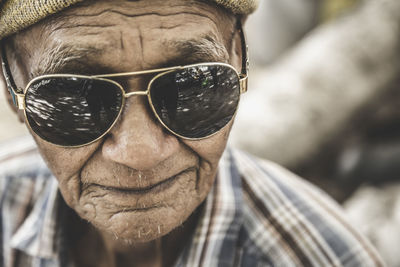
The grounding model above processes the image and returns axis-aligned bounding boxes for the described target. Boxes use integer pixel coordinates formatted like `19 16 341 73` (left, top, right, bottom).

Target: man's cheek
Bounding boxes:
34 137 99 177
33 138 101 209
183 124 231 162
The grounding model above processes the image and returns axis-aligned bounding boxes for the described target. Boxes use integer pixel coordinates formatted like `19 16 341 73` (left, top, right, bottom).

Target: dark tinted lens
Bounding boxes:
25 77 123 146
150 64 240 138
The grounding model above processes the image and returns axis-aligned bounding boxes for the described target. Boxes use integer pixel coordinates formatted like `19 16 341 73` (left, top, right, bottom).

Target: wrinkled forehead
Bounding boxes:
0 0 258 40
8 0 237 78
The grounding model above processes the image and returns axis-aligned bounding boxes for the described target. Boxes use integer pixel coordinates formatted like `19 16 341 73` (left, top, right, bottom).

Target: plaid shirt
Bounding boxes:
0 136 384 267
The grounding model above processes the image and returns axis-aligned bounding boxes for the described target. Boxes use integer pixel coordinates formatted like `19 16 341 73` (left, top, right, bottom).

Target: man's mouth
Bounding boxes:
86 167 197 195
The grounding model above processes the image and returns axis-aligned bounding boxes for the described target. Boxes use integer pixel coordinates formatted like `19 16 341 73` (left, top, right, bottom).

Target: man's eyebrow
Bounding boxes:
31 44 100 77
167 36 229 65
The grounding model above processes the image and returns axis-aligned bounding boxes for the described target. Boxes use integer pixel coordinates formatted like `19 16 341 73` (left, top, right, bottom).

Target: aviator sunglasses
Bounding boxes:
1 24 248 147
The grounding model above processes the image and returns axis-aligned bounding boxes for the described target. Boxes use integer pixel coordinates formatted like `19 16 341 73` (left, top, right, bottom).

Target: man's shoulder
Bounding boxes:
0 137 61 267
228 148 384 267
0 136 52 199
0 135 46 172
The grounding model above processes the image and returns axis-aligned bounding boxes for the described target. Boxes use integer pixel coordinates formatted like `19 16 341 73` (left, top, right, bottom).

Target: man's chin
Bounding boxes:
78 203 194 243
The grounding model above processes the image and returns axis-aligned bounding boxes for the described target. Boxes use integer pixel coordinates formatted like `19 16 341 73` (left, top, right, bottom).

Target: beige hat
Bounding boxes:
0 0 259 39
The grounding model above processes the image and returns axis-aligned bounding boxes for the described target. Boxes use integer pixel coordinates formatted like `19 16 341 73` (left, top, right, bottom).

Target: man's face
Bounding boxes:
4 0 240 242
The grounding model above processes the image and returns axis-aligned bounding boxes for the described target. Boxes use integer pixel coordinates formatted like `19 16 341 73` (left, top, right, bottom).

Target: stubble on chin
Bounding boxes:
68 165 216 243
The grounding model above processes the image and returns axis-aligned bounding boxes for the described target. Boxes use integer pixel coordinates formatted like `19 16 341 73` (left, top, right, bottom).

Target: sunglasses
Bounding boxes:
1 25 248 147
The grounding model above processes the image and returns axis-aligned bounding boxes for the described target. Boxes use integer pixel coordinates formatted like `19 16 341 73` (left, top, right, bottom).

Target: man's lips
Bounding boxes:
85 167 197 195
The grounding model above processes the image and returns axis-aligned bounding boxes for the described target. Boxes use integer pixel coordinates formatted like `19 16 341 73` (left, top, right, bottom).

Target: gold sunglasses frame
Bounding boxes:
22 63 246 147
1 22 249 148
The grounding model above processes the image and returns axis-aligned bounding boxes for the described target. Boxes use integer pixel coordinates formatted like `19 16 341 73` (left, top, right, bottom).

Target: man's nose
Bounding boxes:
101 95 180 170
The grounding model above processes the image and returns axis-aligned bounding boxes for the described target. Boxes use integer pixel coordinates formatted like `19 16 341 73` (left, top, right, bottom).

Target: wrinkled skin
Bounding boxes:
1 0 243 265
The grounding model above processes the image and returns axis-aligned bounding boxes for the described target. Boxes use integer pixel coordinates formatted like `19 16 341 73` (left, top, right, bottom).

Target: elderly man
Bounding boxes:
0 0 384 266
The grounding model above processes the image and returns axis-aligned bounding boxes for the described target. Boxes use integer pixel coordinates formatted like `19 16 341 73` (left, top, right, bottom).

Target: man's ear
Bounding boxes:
0 52 25 123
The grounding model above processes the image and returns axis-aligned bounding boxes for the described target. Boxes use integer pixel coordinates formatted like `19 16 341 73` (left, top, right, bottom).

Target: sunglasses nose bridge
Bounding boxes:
125 91 148 98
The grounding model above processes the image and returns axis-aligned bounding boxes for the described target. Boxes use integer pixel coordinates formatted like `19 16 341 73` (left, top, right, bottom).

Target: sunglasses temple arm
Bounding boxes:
1 43 25 109
237 20 249 94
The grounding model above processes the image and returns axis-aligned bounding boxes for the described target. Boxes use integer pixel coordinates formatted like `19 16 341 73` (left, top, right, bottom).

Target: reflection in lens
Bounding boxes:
25 77 123 146
150 64 240 138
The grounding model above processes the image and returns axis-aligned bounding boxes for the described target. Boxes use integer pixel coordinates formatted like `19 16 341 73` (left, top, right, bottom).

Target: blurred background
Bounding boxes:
1 0 400 265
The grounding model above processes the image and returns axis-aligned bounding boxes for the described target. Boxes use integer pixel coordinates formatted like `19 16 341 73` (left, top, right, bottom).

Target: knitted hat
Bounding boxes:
0 0 259 39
